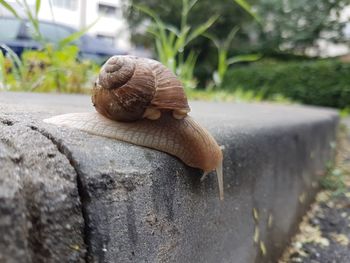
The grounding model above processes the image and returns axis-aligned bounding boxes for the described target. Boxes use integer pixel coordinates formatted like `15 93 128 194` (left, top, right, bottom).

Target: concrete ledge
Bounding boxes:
0 92 338 262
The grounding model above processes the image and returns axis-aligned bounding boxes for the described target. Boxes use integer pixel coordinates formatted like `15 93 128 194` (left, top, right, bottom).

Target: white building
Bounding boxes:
0 0 132 51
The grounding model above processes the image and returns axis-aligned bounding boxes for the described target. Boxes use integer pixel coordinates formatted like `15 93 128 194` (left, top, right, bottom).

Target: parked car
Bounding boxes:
0 16 127 64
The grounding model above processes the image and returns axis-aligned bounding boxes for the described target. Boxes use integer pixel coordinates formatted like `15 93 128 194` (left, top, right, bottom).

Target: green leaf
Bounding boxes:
182 50 198 74
134 4 168 51
223 26 239 50
186 14 218 45
146 25 161 38
174 25 190 52
0 44 23 81
0 44 23 70
134 4 162 25
233 0 261 24
226 54 262 65
0 0 20 18
202 32 220 49
22 0 42 41
187 0 199 12
35 0 41 16
164 24 180 37
155 39 165 62
168 31 177 50
59 18 98 48
217 50 228 84
181 0 198 28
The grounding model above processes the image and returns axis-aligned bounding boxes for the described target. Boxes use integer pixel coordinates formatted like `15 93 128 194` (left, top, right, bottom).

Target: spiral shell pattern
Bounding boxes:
92 55 190 122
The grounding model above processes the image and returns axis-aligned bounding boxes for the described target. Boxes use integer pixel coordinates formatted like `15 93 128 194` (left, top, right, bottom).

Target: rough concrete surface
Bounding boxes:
0 113 86 262
0 92 339 263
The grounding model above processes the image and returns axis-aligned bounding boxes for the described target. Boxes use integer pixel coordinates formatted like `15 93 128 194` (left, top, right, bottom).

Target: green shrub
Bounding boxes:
222 60 350 108
4 45 99 93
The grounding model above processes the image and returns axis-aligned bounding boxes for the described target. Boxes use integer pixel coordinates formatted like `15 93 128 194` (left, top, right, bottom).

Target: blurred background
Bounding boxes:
0 0 349 113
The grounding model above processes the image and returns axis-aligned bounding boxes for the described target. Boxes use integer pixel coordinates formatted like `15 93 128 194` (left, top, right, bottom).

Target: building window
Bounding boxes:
98 3 117 17
52 0 78 11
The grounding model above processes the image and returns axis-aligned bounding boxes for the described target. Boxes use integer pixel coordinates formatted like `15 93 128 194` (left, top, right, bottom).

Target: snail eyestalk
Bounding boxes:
216 159 224 201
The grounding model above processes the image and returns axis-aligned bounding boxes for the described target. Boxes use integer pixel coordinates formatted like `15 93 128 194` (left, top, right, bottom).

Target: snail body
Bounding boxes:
44 56 224 200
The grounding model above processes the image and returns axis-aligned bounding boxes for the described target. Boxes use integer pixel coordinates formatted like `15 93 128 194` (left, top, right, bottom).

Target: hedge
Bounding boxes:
222 60 350 109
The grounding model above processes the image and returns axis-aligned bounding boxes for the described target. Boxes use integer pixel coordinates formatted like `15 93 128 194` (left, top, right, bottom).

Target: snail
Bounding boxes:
44 56 224 200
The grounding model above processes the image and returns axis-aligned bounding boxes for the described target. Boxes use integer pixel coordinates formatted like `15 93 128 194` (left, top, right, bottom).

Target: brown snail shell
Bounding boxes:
92 56 190 122
44 56 224 200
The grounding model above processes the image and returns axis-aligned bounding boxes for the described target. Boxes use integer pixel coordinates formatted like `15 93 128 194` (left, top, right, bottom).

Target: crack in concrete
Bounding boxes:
28 125 91 263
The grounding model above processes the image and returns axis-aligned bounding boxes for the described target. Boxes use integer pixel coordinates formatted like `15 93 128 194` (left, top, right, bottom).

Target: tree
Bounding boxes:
254 0 348 56
124 0 348 56
122 0 348 86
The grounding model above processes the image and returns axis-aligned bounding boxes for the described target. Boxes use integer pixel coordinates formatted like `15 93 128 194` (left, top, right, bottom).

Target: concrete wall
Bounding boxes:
0 92 339 262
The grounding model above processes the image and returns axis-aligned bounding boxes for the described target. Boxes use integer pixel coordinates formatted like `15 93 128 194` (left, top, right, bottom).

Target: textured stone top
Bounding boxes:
0 91 338 133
